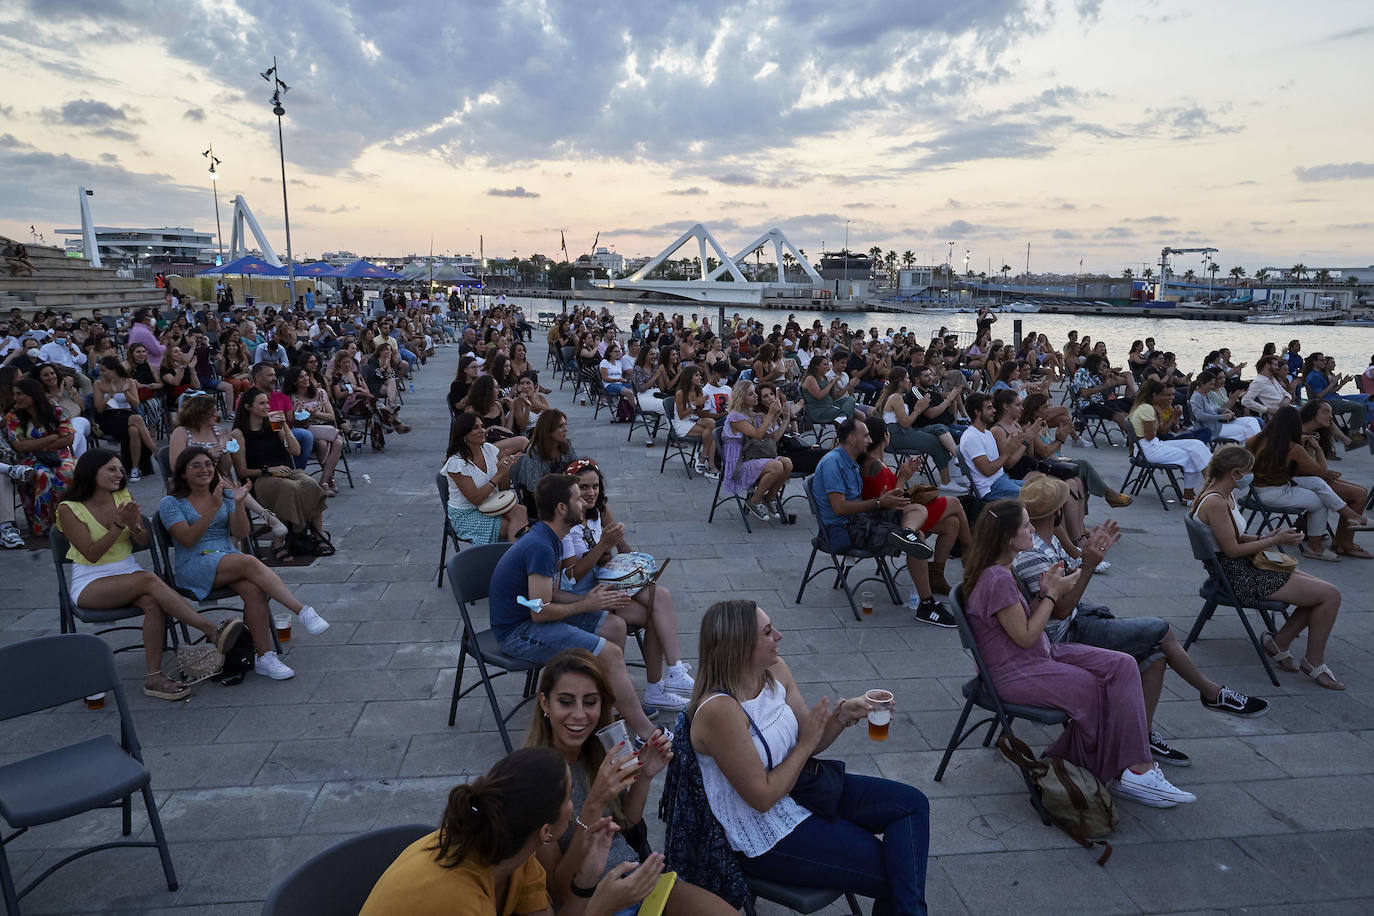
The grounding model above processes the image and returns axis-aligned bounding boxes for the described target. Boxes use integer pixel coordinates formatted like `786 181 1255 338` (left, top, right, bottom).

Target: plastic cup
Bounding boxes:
865 689 894 741
269 415 283 432
861 590 874 616
274 612 292 642
595 720 637 769
85 693 106 710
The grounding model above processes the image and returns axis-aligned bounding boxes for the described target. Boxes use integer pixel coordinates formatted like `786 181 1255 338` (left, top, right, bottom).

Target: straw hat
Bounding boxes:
1019 474 1070 520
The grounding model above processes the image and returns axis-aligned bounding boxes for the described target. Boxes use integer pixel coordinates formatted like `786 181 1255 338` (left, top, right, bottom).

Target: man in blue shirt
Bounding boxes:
1305 353 1370 439
1284 339 1304 380
488 473 656 740
811 418 948 627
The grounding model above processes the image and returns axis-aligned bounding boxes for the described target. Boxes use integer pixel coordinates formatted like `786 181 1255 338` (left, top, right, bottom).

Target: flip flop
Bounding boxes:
1300 658 1346 691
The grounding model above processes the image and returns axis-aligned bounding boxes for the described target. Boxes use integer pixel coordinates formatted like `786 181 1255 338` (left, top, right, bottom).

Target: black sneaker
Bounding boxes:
1149 732 1191 767
913 597 957 629
1200 685 1269 717
888 528 935 560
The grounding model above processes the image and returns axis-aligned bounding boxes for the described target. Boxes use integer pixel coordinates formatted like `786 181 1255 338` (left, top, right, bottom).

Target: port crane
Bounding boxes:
1157 246 1218 300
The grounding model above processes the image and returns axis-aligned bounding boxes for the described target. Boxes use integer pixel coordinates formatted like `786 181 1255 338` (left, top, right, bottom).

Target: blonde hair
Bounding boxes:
727 379 755 413
689 600 773 718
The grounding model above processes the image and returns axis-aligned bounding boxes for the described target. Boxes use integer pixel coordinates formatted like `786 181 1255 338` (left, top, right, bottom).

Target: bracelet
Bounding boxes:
574 816 590 832
569 878 597 899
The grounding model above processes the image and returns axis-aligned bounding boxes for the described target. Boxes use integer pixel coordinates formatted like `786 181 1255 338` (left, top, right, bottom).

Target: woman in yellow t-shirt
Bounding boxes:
1127 380 1212 499
361 747 664 916
56 448 241 701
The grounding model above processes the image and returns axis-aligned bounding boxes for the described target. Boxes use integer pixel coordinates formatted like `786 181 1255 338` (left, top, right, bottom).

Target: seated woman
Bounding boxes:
559 458 694 711
1128 380 1212 501
442 411 528 545
283 366 344 496
1021 393 1133 509
750 343 786 384
360 747 661 916
57 449 238 701
691 599 931 914
1188 370 1262 443
1248 405 1369 561
230 387 330 561
722 380 793 521
486 352 516 394
511 409 577 502
596 342 634 416
363 342 413 433
1191 446 1345 690
1299 399 1371 558
463 375 529 459
959 499 1197 807
92 356 157 480
800 354 862 425
753 381 825 476
860 415 970 599
4 377 77 534
158 342 199 413
672 366 718 478
878 368 961 489
510 371 550 435
159 446 329 682
988 389 1086 543
33 363 88 458
525 650 733 916
126 341 163 409
331 352 390 451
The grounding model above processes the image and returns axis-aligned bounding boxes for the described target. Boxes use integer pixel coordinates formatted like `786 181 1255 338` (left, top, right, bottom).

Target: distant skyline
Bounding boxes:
1 0 1372 275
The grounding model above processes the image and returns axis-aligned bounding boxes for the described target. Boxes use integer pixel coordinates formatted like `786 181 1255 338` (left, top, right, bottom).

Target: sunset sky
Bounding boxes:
1 0 1371 276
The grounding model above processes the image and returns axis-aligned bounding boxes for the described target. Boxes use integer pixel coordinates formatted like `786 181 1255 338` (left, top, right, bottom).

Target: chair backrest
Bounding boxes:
435 471 451 508
0 633 121 720
155 445 173 492
712 425 725 471
947 583 992 675
447 542 514 607
1183 513 1221 564
261 823 433 916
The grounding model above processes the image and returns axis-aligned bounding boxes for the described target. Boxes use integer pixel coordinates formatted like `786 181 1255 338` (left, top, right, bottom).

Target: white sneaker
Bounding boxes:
660 662 695 694
297 605 329 635
1095 560 1111 574
6 465 33 483
1110 764 1196 808
254 651 295 680
644 684 689 710
128 468 142 481
0 524 23 549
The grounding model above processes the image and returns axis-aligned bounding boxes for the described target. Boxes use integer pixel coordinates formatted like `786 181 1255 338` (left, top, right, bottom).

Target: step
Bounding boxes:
31 288 165 308
0 272 150 289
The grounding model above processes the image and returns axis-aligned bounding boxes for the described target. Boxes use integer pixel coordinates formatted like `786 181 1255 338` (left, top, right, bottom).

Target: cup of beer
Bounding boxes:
274 612 293 642
85 693 106 710
865 689 894 741
269 411 284 433
861 590 874 616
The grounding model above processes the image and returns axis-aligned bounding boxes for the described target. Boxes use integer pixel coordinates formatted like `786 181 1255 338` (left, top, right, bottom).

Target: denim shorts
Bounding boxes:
1062 609 1168 671
495 610 608 663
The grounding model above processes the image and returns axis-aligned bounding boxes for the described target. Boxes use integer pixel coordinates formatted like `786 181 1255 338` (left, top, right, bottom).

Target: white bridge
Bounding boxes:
596 223 821 304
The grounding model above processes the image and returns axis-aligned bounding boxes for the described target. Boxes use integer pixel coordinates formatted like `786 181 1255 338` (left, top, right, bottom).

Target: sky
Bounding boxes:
1 0 1371 276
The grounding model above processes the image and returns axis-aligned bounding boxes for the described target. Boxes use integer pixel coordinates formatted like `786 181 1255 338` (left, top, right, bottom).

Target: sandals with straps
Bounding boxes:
1262 633 1299 673
1300 658 1345 691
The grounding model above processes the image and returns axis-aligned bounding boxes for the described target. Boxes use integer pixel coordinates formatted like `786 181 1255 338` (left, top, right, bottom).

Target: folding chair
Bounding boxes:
50 517 177 653
262 823 432 916
1237 485 1302 537
435 472 469 589
794 475 902 621
1119 427 1186 510
934 585 1067 827
445 545 542 752
581 366 619 420
659 395 701 478
1069 382 1120 447
1181 515 1292 687
626 385 663 444
742 875 861 916
708 426 756 533
0 634 179 914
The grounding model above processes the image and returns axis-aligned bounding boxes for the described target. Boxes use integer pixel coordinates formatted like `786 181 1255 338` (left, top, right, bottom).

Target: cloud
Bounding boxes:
1075 0 1103 22
1142 105 1242 140
1323 24 1374 42
1293 162 1374 182
1123 215 1175 224
184 107 205 121
1328 222 1374 232
45 98 141 127
1096 226 1136 239
1052 229 1079 239
486 186 540 198
666 187 707 196
715 173 760 186
934 220 979 236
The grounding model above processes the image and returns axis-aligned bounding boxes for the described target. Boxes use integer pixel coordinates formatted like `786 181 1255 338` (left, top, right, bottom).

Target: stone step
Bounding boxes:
30 287 163 307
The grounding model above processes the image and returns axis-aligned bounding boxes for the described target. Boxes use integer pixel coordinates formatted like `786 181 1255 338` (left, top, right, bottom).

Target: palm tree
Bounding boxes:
1255 268 1270 282
1142 267 1154 280
1000 263 1011 283
1346 275 1359 287
1182 268 1197 282
884 250 897 283
1313 268 1332 286
1289 263 1308 280
781 252 795 280
1229 266 1247 282
1121 267 1134 281
903 250 916 269
868 245 882 261
796 248 808 268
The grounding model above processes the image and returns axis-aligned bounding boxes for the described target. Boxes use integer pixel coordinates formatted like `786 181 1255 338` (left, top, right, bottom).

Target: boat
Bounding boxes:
1244 309 1343 325
995 302 1040 314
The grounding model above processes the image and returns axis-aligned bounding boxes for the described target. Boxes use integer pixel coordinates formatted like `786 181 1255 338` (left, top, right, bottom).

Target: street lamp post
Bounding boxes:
202 145 224 265
261 58 295 305
843 219 850 301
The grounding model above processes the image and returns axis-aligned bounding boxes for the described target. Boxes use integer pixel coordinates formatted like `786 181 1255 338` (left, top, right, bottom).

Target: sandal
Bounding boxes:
1299 658 1346 691
309 526 336 557
272 539 294 563
143 673 192 701
1334 544 1374 559
1262 633 1300 673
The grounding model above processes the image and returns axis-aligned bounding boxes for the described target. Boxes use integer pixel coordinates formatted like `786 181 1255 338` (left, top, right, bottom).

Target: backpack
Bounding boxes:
616 396 634 423
217 623 257 685
998 732 1116 865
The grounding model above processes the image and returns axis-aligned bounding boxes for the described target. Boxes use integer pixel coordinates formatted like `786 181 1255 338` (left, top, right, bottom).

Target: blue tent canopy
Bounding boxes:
197 255 284 276
335 260 401 279
293 262 343 277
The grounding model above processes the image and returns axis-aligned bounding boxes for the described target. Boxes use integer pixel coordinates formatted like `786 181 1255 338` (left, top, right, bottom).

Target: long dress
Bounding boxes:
722 411 773 498
965 565 1150 784
3 407 77 535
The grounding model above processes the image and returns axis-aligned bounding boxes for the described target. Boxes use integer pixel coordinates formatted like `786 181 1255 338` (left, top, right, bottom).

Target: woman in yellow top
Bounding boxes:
56 448 242 701
361 747 664 916
1127 380 1212 500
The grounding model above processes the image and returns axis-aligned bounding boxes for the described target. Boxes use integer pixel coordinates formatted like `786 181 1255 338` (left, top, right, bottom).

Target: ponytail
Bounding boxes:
432 747 568 869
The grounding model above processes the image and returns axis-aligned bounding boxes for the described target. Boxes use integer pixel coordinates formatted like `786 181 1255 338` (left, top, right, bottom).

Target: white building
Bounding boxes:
587 246 625 275
55 226 215 265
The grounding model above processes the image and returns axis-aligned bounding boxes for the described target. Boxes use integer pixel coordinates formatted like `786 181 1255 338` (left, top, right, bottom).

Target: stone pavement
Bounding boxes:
1 331 1372 914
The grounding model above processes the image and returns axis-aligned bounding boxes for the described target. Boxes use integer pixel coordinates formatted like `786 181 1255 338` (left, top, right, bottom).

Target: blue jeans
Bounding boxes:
495 610 609 663
291 427 314 470
984 475 1023 499
741 774 929 916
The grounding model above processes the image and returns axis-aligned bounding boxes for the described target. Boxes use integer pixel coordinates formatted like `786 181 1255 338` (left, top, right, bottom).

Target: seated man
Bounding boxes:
1241 356 1293 418
810 417 945 626
958 391 1024 499
1013 475 1268 768
245 362 314 471
1072 354 1132 434
488 473 657 741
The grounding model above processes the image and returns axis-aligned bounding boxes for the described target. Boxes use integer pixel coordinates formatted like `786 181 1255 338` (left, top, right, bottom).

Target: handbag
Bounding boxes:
1036 459 1080 480
741 434 778 461
595 553 669 596
1252 548 1298 573
31 450 64 468
736 694 846 820
478 490 516 516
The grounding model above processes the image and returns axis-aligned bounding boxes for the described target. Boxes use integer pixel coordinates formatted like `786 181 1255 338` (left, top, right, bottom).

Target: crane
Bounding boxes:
1158 246 1218 300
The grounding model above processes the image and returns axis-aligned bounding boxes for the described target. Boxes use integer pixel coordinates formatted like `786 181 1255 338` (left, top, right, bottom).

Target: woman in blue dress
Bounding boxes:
158 446 330 682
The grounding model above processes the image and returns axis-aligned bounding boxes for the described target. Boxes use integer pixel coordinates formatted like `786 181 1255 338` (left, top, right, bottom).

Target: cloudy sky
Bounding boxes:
1 0 1370 275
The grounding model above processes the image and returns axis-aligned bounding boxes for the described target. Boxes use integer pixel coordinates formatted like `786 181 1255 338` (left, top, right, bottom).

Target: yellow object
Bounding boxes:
58 489 134 565
359 830 549 916
638 871 677 916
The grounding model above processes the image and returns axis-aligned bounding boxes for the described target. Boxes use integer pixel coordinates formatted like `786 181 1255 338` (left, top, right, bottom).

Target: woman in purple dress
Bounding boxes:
721 380 792 523
957 499 1199 809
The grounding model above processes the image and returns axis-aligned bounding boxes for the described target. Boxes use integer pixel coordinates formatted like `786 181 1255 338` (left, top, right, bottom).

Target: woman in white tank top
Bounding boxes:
689 600 931 915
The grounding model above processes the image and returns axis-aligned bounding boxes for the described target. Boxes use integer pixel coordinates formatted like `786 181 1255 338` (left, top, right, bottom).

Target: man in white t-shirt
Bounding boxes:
620 339 638 376
958 392 1025 499
701 362 732 418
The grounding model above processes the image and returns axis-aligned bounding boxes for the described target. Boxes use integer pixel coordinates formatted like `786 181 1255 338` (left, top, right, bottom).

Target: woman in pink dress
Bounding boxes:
957 498 1198 809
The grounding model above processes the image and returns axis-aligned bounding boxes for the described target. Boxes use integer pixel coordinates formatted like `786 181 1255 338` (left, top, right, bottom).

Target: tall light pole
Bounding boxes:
843 219 850 301
261 58 295 304
202 145 224 265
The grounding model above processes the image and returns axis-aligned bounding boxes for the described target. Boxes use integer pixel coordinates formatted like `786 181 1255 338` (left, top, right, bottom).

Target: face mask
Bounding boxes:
1237 473 1253 490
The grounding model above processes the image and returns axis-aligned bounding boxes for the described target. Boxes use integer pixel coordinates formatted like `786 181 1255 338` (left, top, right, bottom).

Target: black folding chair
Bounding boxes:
659 395 701 478
1237 485 1302 536
934 585 1067 827
445 545 542 752
0 634 179 914
1069 382 1120 447
708 426 757 533
1181 515 1292 687
742 874 861 916
626 384 663 444
1119 427 1186 510
261 823 431 916
435 472 468 588
794 475 902 621
50 517 176 653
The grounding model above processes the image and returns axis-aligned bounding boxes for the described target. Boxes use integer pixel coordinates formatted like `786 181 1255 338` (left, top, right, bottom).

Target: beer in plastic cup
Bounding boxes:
274 612 292 642
865 689 894 741
861 590 874 616
85 693 106 710
269 413 284 432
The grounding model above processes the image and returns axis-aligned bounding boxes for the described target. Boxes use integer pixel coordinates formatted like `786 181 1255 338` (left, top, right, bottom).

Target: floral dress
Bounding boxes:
3 407 77 535
721 410 773 498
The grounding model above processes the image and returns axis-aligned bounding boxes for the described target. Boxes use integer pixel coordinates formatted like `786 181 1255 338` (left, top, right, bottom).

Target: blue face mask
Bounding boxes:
1237 473 1253 490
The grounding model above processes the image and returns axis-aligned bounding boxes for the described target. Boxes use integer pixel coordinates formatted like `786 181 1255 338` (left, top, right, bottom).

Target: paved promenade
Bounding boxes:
1 330 1372 914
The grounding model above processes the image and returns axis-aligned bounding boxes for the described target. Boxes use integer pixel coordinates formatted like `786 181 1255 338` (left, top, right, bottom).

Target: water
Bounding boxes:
498 295 1374 379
